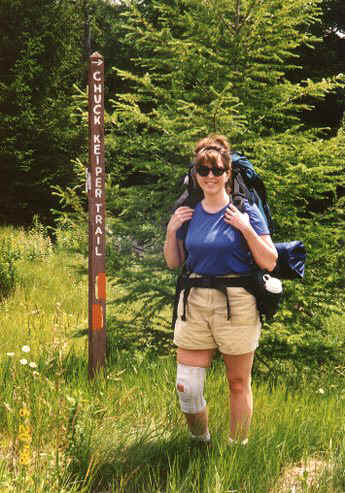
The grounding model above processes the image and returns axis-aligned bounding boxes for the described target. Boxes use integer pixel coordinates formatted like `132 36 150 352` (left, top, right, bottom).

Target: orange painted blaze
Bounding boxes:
92 303 103 330
96 272 106 300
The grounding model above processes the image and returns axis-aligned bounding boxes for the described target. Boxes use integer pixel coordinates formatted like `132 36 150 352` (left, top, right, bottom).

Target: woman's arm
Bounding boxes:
240 231 277 272
224 204 278 272
164 206 194 269
164 234 185 269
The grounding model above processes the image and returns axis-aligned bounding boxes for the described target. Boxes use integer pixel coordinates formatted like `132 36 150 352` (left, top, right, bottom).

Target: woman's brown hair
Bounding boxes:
193 134 232 192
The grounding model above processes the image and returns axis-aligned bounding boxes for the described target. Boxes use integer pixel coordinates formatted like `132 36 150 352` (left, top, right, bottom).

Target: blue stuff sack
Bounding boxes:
272 241 306 280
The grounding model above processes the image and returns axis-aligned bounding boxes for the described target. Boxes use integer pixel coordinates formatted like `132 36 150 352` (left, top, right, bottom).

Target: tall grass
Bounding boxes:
0 226 344 492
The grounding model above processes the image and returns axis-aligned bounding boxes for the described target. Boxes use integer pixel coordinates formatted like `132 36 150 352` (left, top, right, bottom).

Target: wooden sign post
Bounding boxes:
87 51 106 378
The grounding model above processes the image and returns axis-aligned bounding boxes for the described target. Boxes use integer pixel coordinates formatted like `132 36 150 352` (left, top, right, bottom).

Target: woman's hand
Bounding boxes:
224 203 250 232
167 206 194 234
224 204 277 271
165 207 193 269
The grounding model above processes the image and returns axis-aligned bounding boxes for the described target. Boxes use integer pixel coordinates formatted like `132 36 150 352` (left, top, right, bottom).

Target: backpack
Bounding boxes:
173 151 274 233
170 150 306 326
172 151 306 281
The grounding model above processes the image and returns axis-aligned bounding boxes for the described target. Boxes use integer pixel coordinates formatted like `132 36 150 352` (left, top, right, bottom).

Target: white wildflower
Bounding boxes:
29 362 37 369
20 359 28 365
21 345 31 353
318 388 325 394
4 402 12 412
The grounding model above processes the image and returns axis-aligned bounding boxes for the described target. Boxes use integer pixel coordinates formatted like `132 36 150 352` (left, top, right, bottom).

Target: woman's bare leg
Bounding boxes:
223 351 255 441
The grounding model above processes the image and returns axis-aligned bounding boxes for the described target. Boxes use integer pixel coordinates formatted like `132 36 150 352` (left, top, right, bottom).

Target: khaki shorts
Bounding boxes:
173 279 261 355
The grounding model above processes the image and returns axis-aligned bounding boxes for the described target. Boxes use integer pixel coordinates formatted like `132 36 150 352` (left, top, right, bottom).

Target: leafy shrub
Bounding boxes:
54 222 88 255
52 175 88 255
23 216 53 261
7 217 53 262
0 219 54 300
0 237 18 300
106 252 176 357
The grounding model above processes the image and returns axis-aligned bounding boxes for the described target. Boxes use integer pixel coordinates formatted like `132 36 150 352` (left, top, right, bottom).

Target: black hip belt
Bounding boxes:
175 274 254 324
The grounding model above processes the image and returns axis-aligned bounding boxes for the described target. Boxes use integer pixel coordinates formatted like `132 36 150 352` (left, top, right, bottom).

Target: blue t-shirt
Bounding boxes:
176 200 269 275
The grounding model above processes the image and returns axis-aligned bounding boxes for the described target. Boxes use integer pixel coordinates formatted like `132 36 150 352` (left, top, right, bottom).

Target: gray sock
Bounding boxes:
229 437 248 445
190 430 211 442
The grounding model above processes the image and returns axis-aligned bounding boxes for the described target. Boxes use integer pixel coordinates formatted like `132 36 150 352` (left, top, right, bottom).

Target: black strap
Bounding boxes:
181 285 191 321
233 172 249 209
178 275 252 322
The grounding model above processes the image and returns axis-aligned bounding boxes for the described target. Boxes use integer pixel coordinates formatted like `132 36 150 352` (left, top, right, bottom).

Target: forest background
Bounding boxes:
1 0 345 378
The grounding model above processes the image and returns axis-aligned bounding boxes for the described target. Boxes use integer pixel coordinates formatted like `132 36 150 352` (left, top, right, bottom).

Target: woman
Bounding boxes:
164 135 277 445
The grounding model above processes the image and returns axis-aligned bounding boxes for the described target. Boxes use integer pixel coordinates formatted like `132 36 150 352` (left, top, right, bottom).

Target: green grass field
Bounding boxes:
0 226 344 492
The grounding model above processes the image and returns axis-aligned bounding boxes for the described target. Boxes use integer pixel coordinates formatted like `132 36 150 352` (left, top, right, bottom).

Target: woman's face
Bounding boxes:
195 156 230 196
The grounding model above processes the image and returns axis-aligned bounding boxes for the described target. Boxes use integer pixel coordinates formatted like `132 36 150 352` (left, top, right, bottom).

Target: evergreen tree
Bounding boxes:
106 0 343 224
0 0 85 225
287 0 345 131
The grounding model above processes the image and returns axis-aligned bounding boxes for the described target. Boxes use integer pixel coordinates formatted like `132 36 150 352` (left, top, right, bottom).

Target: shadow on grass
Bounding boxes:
78 434 217 493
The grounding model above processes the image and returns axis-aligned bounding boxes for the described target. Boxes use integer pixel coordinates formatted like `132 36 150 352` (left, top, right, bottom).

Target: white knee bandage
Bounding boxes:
176 363 207 414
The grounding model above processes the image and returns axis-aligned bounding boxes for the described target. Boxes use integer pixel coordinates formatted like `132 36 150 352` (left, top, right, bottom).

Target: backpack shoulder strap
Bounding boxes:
232 169 250 211
172 166 203 212
231 152 274 233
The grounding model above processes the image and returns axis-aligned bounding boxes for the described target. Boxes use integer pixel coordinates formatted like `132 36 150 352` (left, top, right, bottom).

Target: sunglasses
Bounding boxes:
195 164 226 177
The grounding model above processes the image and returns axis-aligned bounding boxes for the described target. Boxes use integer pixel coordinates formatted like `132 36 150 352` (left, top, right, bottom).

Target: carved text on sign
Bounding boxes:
88 52 106 376
90 69 104 258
